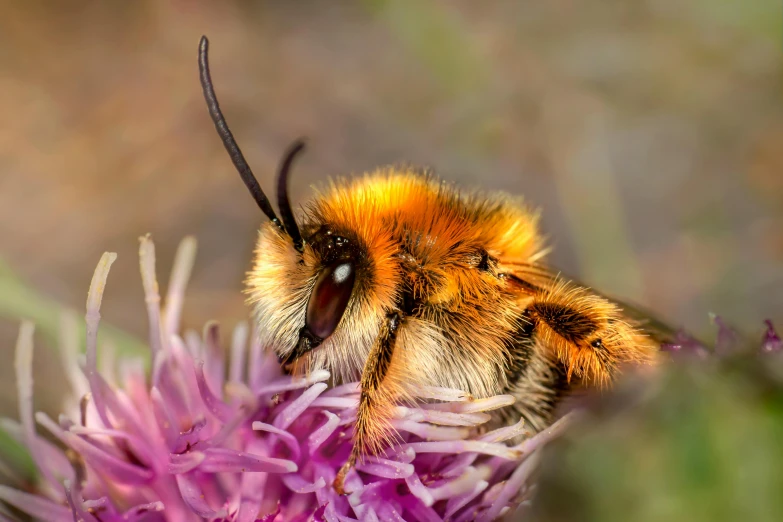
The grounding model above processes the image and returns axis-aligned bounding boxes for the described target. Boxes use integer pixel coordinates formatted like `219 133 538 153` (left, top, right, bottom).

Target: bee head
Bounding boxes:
280 226 360 367
247 204 386 381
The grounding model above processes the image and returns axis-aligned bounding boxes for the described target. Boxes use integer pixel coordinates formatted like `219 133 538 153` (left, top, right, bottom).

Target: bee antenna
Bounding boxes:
197 35 283 230
276 139 306 253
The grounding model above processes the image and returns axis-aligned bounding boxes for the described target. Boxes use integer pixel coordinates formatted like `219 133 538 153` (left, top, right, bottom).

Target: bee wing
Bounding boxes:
590 290 679 345
503 263 678 345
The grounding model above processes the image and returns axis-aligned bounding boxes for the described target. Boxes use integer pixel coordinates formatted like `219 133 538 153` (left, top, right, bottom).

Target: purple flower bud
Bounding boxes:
661 330 710 359
713 315 741 356
761 320 783 354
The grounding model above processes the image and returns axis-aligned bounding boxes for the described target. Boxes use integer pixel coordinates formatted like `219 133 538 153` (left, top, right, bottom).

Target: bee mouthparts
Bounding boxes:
279 328 321 367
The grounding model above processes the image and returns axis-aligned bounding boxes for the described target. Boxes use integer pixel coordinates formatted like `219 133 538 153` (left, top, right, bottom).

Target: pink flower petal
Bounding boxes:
444 479 489 519
176 472 226 518
322 382 360 397
429 466 486 502
422 395 516 414
85 252 117 429
376 504 406 522
307 411 341 452
311 502 329 522
257 502 281 522
476 452 540 522
200 447 297 473
37 412 154 484
64 481 100 522
139 236 164 357
257 370 331 396
479 418 527 443
171 417 207 454
253 421 301 461
122 500 166 519
150 386 179 448
282 474 327 494
0 418 75 484
402 496 442 522
762 319 782 353
63 431 155 484
203 322 226 400
229 321 250 383
397 406 491 427
273 383 328 430
0 485 73 521
310 397 358 409
154 355 200 431
168 451 206 474
404 473 434 506
391 419 469 441
195 361 234 423
402 440 520 460
162 236 197 338
355 457 414 479
14 322 64 498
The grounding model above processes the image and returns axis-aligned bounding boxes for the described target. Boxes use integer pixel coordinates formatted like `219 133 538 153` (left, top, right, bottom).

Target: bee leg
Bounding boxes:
334 311 403 494
524 282 656 384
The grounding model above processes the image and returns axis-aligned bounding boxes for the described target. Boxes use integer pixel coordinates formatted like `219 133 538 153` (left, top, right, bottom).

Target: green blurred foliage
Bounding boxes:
533 352 783 522
362 0 489 97
0 427 36 487
0 257 145 358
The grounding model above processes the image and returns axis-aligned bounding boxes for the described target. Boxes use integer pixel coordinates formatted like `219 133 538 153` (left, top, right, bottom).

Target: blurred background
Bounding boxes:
0 1 781 420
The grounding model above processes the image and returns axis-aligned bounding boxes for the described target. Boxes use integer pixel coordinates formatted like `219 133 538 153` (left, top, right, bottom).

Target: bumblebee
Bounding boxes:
197 36 662 493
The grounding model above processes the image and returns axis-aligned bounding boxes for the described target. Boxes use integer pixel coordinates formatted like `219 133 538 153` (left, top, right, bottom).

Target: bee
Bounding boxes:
197 36 664 493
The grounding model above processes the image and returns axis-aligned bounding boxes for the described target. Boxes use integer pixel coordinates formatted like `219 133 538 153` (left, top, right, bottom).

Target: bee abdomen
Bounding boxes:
497 321 569 433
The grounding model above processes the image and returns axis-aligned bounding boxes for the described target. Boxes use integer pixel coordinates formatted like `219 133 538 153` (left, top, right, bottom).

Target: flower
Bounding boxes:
0 236 568 522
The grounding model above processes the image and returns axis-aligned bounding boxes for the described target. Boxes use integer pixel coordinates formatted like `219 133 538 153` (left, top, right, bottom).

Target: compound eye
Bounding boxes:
305 261 356 340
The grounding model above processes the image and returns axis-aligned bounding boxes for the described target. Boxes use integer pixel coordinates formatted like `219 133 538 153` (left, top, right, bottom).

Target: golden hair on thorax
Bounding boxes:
197 36 664 494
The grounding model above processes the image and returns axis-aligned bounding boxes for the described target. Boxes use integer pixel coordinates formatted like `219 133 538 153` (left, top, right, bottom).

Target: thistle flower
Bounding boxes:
0 236 569 522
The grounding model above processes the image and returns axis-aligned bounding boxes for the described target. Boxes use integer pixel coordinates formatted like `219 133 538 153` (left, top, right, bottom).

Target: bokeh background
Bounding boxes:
1 1 781 424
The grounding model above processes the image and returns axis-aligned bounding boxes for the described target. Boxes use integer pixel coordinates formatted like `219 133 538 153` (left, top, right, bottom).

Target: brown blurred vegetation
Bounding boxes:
0 1 781 418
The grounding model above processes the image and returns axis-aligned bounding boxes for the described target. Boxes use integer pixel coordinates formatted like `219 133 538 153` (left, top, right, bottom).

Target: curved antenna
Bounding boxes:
198 36 282 229
277 139 306 253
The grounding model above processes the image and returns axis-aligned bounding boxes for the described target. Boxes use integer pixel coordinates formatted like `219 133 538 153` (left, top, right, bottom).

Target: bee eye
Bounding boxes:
305 261 356 340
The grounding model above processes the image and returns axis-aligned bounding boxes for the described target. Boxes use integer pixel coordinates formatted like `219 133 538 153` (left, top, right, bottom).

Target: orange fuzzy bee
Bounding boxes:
198 37 664 493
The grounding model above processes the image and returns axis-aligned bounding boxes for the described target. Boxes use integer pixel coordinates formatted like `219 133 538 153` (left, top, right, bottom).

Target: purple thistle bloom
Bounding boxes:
0 236 571 522
660 330 711 360
661 315 782 360
761 320 783 354
712 315 741 356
